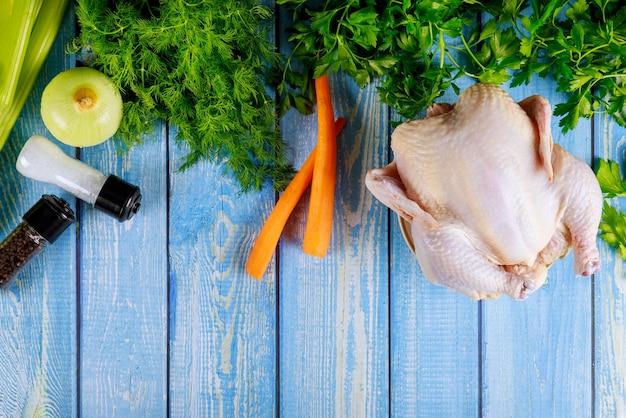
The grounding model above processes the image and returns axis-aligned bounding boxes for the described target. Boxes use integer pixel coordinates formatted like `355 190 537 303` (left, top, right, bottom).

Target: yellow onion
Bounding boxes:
40 67 123 147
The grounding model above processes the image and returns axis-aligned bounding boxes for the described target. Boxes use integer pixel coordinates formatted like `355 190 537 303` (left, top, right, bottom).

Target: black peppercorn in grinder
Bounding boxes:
0 195 75 288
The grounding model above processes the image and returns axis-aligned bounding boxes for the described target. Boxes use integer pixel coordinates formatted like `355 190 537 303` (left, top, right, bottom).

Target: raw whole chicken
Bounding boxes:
365 83 602 300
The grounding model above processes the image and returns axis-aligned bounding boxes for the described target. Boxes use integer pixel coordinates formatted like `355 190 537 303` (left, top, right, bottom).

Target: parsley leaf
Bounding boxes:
599 201 626 260
596 159 626 198
596 159 626 260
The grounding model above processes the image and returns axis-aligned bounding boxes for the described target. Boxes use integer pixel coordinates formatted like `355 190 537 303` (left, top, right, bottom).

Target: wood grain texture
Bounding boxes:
167 128 277 417
0 7 77 416
278 76 389 417
78 128 168 415
481 79 593 417
594 113 626 417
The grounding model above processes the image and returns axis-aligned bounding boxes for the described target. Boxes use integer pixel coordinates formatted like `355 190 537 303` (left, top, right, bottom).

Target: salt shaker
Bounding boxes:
16 135 141 222
0 195 75 288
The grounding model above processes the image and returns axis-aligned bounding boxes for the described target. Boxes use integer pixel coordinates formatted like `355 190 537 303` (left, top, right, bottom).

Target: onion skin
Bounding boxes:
41 67 123 147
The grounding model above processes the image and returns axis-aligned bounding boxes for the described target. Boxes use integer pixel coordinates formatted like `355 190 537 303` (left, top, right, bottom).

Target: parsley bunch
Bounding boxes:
73 0 294 193
278 0 626 131
277 0 471 119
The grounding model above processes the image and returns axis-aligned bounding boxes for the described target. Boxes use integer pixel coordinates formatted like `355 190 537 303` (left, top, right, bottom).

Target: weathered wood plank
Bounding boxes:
389 77 480 417
594 114 626 416
167 133 277 417
481 80 593 417
167 0 279 412
0 6 77 416
278 75 389 416
79 126 168 415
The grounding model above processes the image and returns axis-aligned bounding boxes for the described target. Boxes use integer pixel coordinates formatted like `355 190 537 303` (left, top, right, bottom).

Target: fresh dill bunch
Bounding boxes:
72 0 294 193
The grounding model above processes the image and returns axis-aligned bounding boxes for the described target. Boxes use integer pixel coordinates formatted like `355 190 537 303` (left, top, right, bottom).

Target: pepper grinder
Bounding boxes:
0 195 75 288
16 135 142 222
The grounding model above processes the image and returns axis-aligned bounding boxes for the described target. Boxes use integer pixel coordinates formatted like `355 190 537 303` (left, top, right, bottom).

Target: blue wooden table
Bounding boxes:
0 4 625 417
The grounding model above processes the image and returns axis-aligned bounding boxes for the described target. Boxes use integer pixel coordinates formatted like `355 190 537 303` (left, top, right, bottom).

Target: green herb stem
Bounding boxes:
460 32 486 73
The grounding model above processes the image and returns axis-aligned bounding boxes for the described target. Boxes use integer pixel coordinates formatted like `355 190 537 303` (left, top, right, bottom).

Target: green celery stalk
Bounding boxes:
0 0 44 106
0 0 70 150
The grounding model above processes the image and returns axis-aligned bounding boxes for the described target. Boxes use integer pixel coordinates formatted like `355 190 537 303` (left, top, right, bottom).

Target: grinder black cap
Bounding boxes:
23 195 75 243
94 175 142 222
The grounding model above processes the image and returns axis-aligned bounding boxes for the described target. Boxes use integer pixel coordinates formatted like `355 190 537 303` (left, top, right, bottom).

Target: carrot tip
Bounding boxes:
302 247 328 258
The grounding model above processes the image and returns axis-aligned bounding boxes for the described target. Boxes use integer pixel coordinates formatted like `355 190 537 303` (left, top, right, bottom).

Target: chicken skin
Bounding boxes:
366 83 602 300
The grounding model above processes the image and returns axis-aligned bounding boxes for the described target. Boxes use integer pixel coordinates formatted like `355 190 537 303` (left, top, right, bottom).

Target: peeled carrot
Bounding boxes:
246 117 346 279
303 74 337 258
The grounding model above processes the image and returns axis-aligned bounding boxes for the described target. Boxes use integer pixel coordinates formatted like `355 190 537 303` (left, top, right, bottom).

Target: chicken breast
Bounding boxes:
365 83 602 300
